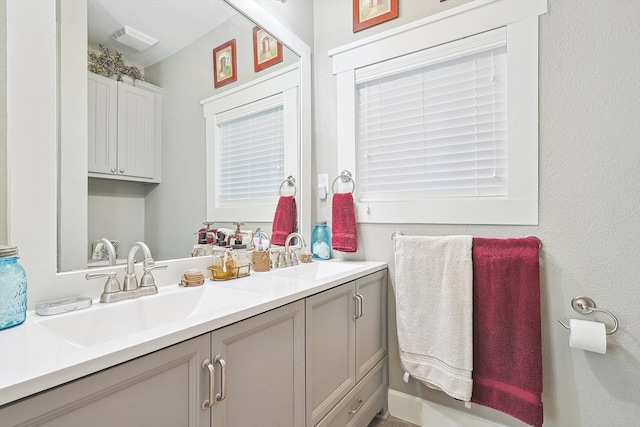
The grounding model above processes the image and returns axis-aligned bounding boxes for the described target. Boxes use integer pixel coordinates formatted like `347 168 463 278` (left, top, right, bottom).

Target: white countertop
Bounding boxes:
0 260 387 407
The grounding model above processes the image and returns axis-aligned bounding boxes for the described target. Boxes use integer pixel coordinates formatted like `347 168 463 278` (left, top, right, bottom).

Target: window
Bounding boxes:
216 96 285 207
357 29 507 201
331 0 546 225
202 66 299 222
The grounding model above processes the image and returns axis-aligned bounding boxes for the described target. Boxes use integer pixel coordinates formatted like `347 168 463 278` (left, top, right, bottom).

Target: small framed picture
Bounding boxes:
253 26 283 72
353 0 399 33
213 39 237 88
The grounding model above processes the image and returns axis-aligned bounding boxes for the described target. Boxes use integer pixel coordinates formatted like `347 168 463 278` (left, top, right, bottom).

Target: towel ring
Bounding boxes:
558 296 619 335
332 170 355 194
279 176 296 197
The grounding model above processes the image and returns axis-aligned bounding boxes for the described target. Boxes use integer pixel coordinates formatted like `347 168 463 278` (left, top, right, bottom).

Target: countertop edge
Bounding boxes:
0 261 388 407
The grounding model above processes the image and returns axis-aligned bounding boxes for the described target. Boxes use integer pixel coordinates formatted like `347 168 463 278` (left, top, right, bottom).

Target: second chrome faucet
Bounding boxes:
86 241 167 303
275 232 307 268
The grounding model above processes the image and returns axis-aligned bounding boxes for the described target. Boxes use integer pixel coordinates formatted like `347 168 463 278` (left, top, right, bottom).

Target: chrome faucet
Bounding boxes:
280 232 307 268
123 242 167 295
92 238 117 265
86 241 166 303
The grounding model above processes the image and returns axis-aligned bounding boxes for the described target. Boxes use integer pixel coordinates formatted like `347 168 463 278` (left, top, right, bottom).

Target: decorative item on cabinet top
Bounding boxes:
88 44 143 82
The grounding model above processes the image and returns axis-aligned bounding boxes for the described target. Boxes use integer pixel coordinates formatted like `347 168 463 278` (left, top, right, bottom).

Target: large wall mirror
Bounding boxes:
5 0 310 307
57 0 312 272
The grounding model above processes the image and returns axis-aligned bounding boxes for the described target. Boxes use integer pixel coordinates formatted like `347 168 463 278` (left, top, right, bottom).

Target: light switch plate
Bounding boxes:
318 174 329 200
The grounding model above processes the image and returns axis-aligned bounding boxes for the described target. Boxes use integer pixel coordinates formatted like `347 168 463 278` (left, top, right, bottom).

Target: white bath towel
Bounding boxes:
393 235 473 401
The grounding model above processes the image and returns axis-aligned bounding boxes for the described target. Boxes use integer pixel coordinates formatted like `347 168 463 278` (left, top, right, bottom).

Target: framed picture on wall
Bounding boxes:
253 26 283 72
353 0 399 32
213 39 237 88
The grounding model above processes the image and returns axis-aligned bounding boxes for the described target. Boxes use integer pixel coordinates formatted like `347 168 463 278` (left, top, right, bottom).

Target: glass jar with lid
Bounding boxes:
0 245 27 330
311 221 331 260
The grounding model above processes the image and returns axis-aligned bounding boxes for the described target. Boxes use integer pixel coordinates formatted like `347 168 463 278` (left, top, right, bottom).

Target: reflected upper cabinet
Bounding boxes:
88 72 162 183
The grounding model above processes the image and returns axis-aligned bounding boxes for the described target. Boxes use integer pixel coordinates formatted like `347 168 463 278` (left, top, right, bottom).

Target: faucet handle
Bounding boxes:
289 250 299 266
140 264 167 288
85 271 121 294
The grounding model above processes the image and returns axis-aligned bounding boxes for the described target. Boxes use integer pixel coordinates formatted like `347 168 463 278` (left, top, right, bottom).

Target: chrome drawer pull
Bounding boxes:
353 294 364 320
348 398 364 415
201 359 216 409
214 354 227 402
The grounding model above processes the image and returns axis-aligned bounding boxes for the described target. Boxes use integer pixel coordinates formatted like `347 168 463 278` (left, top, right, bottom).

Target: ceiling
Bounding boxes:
87 0 237 68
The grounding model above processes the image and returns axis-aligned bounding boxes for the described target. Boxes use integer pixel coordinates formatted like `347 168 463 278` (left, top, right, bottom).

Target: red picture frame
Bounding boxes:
253 26 283 72
213 39 237 88
353 0 399 33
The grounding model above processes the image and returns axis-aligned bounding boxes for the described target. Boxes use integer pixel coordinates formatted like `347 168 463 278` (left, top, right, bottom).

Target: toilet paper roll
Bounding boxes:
569 319 607 354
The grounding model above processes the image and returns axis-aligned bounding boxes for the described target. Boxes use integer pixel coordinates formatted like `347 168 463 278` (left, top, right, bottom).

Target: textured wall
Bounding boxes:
0 0 6 244
313 0 640 426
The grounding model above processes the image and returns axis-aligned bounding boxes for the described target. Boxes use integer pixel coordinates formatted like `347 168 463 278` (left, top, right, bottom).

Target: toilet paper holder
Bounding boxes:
558 296 619 335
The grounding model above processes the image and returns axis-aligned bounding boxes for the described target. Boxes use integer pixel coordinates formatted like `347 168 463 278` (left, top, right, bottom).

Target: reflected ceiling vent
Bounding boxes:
109 25 157 51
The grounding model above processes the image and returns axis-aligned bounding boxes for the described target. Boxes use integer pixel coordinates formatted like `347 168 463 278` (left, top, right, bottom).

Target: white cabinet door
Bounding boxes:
117 83 157 179
355 270 387 382
307 271 388 427
210 300 305 427
0 334 211 427
306 281 357 426
87 72 160 182
88 72 117 175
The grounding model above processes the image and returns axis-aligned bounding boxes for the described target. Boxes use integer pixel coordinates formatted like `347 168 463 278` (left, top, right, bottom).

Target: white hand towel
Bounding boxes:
393 235 473 401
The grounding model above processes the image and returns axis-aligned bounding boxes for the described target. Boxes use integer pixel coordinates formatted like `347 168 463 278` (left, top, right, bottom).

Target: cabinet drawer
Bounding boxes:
316 356 388 427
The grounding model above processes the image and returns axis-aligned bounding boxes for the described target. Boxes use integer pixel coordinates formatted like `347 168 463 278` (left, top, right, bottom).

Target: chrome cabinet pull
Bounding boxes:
353 294 364 320
201 359 215 409
348 398 364 415
214 354 227 402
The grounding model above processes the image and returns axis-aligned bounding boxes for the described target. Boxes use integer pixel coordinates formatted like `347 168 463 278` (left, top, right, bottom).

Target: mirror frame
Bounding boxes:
6 0 311 306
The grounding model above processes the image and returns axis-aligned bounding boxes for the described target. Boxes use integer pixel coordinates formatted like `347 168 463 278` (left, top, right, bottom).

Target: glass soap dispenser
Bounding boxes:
311 220 331 260
0 245 27 330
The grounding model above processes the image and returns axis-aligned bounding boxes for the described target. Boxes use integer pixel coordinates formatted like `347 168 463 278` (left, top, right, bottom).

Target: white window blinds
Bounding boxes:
217 103 284 206
355 29 507 202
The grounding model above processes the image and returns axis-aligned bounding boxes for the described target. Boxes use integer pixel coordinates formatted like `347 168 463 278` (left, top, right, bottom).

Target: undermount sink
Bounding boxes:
269 261 363 281
34 285 261 347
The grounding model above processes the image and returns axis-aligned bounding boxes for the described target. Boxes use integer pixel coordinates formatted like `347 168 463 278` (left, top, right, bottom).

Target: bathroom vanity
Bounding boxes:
0 261 388 427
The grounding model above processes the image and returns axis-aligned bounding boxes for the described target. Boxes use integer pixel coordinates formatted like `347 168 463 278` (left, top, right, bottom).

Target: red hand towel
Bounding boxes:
331 193 357 252
471 237 543 427
271 195 297 246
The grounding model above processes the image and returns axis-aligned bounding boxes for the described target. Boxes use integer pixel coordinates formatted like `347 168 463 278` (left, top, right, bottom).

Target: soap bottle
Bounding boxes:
0 245 27 330
311 221 331 260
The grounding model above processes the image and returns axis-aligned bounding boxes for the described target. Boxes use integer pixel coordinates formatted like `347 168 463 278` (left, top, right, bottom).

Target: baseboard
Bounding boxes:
388 389 507 427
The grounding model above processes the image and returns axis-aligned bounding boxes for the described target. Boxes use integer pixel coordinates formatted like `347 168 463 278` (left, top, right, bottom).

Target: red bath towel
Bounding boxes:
471 237 543 427
271 195 297 246
331 192 357 252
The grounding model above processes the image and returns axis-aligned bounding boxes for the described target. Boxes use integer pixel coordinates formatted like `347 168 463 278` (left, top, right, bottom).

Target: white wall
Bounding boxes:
313 1 640 426
88 179 145 260
0 0 7 244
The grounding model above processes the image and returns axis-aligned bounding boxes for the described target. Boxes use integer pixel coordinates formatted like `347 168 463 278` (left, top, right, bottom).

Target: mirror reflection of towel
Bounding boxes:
271 196 297 246
331 193 357 252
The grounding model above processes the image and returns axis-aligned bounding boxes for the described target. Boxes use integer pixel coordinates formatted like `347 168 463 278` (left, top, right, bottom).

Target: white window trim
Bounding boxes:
201 65 299 222
330 0 547 225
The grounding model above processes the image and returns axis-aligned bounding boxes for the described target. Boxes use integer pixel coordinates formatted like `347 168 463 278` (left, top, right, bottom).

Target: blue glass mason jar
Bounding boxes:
0 246 28 330
311 221 331 260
